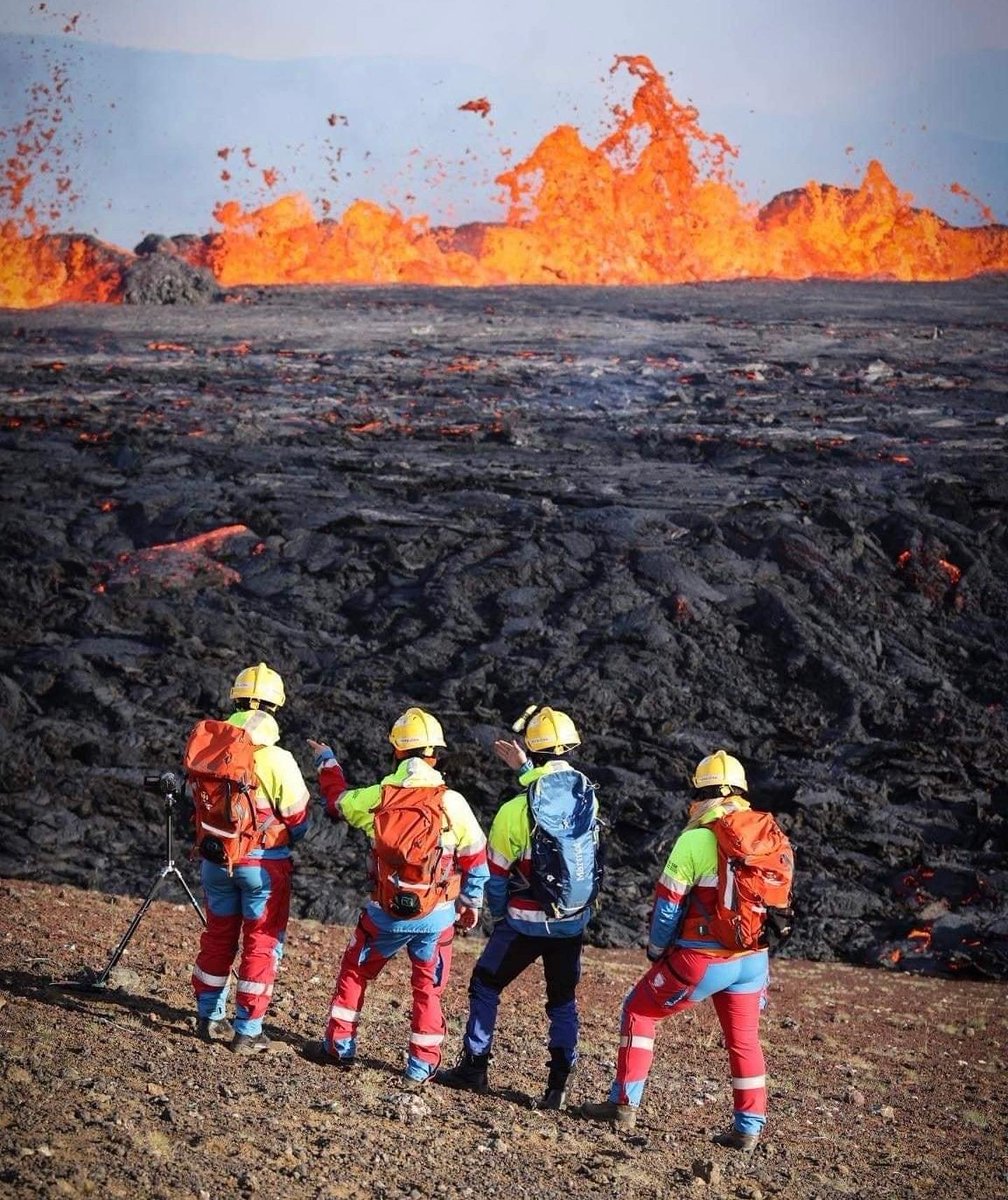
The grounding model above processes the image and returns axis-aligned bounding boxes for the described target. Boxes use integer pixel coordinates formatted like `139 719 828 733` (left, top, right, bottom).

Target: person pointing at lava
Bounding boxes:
306 707 489 1088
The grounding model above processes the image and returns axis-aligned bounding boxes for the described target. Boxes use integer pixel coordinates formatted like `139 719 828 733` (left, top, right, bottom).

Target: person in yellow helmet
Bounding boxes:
306 707 489 1087
438 705 601 1109
190 663 311 1054
582 750 773 1150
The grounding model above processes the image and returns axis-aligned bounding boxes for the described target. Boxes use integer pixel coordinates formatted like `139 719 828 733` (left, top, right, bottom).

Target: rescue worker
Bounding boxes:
582 750 772 1150
191 663 311 1054
307 707 489 1087
437 706 598 1110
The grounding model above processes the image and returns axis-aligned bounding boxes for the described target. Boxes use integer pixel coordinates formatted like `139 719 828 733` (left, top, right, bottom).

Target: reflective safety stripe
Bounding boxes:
330 1003 362 1023
193 966 230 987
236 979 273 996
724 861 735 910
619 1035 655 1050
408 1031 445 1047
506 904 551 922
487 846 512 870
732 1074 766 1089
200 820 238 838
696 873 718 887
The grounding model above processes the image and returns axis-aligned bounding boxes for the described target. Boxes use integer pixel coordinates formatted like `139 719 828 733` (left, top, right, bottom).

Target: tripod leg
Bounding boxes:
90 869 169 988
169 866 207 927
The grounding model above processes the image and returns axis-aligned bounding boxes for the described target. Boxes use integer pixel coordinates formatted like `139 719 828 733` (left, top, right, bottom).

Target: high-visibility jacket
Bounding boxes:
323 756 488 933
225 709 310 859
647 798 756 958
485 759 596 938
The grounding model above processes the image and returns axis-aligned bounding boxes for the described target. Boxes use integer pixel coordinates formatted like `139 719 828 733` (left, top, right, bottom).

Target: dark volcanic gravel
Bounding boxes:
0 279 1006 977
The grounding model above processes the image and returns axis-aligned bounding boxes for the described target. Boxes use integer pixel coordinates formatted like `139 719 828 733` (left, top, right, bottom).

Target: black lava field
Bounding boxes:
1 278 1005 979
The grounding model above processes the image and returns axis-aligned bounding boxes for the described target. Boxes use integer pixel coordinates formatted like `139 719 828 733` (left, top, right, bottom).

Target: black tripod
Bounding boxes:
70 771 205 990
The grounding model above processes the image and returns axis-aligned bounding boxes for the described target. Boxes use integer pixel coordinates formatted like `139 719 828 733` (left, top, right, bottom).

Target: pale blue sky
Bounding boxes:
5 0 1005 106
1 1 1006 244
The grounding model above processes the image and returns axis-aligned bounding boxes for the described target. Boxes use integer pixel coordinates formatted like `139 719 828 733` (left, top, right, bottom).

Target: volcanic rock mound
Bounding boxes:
0 279 1005 977
123 249 222 305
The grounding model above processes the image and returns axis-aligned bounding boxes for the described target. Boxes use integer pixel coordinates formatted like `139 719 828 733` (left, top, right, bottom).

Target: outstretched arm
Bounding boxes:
307 738 349 820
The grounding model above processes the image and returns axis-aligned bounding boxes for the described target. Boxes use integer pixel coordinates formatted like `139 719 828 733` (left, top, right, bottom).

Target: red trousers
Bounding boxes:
614 947 768 1129
192 857 291 1033
326 913 454 1075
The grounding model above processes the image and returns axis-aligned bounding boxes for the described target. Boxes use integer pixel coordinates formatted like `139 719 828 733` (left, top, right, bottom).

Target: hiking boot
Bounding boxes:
712 1127 760 1152
230 1031 270 1056
580 1100 638 1130
400 1072 430 1091
436 1050 490 1094
533 1047 572 1110
303 1040 354 1068
534 1086 567 1111
197 1017 234 1043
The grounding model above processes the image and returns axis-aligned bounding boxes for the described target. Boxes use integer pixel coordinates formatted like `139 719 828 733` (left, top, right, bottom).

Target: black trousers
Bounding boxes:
464 922 584 1061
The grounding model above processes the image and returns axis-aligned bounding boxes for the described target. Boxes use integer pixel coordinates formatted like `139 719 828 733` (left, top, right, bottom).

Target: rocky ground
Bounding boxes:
2 879 1006 1200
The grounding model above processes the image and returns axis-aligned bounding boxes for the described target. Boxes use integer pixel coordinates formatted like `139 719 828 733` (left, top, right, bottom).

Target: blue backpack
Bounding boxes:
526 768 602 919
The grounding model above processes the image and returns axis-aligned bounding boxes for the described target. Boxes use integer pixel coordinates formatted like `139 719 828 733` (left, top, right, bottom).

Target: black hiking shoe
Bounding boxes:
534 1086 567 1110
197 1017 234 1043
436 1050 490 1094
230 1031 270 1056
712 1127 759 1152
533 1046 572 1110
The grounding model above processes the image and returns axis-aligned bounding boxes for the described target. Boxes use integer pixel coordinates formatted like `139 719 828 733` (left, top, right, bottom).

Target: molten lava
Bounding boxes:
3 54 1008 306
98 525 253 591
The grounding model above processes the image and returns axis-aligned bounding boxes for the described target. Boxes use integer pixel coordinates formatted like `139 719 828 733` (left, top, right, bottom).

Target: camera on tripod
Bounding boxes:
144 771 182 799
60 765 204 991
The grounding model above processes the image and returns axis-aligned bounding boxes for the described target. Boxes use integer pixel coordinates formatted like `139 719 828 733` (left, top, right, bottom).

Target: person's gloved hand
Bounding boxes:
307 738 337 770
455 902 480 933
646 942 665 963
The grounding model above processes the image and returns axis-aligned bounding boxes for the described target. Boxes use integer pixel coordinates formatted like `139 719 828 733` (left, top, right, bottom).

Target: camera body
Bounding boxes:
144 771 182 798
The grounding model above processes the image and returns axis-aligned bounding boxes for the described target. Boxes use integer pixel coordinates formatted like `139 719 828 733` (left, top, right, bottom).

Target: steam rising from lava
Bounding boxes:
2 53 1007 307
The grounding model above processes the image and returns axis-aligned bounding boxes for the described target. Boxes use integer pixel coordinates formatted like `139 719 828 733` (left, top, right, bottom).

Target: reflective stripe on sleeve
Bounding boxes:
487 846 512 870
657 872 688 897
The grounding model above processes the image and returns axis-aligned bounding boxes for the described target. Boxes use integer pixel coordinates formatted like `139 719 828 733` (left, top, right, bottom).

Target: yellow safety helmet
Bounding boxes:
389 707 446 755
523 707 581 754
229 662 286 709
692 749 748 795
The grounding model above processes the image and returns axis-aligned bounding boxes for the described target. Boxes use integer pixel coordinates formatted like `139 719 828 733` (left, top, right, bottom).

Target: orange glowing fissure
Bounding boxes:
97 525 253 592
3 54 1008 307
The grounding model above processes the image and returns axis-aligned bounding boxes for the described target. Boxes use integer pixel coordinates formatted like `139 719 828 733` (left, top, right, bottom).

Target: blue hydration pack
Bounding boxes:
526 768 602 919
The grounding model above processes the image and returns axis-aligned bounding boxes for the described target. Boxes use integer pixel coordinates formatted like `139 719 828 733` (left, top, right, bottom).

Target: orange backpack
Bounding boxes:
371 783 455 919
708 808 795 951
184 719 262 874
